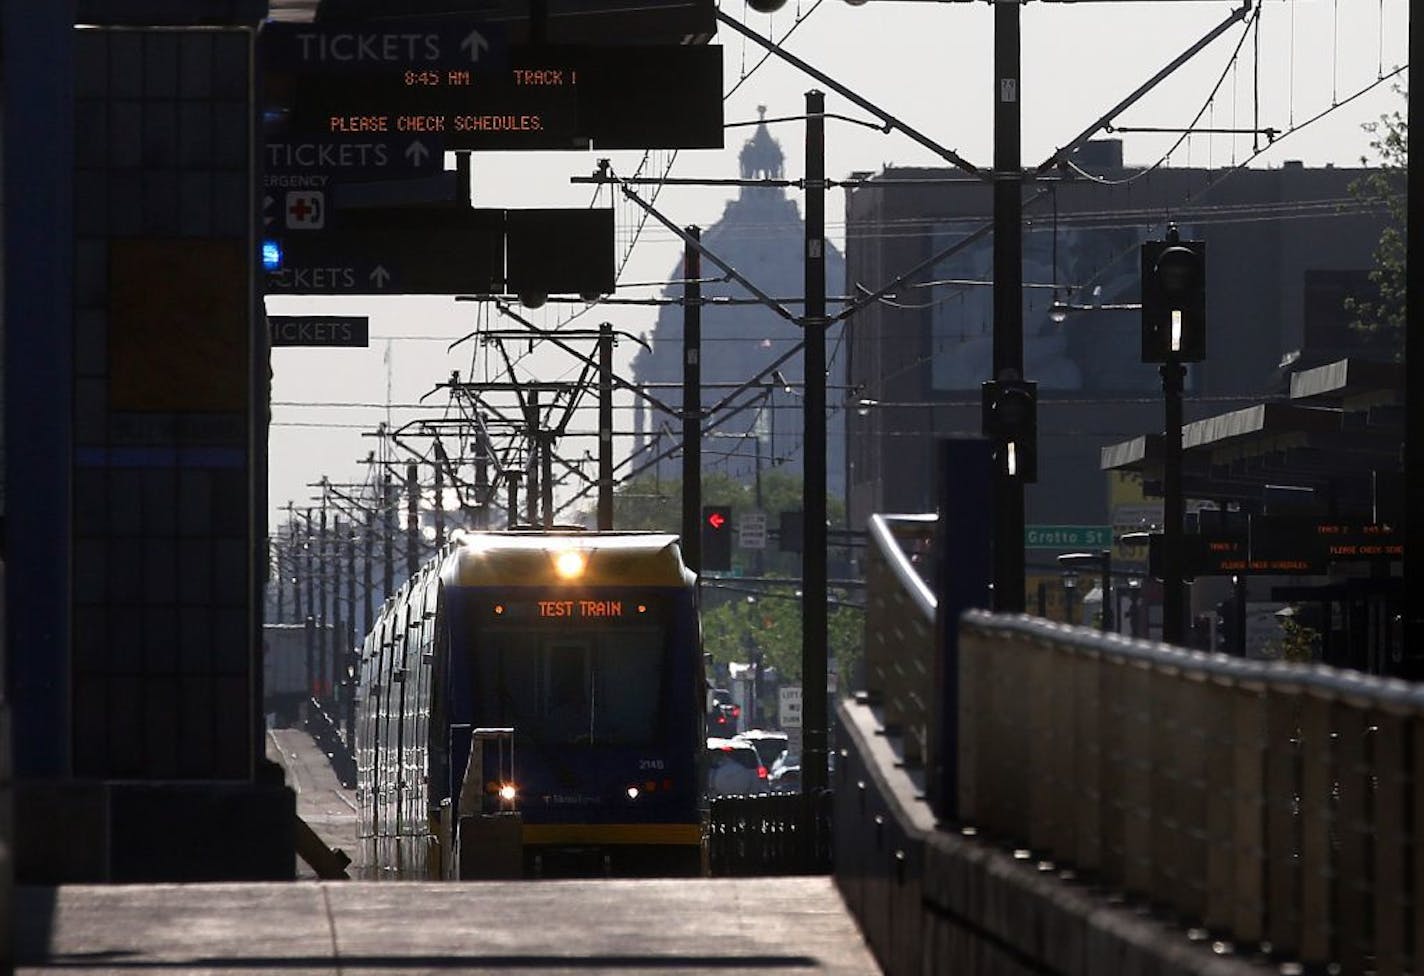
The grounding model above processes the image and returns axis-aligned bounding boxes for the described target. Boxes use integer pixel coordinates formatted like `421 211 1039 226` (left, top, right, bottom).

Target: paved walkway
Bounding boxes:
19 728 880 974
17 876 880 974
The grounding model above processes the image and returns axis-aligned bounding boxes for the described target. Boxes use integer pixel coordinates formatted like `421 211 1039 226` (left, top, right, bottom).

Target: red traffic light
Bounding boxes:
706 511 727 530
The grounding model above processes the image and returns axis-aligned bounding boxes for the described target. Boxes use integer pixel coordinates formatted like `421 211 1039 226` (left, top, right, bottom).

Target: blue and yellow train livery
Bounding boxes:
355 530 705 878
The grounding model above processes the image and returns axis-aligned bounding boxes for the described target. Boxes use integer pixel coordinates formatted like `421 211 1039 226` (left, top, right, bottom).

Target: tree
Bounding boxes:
1345 85 1408 353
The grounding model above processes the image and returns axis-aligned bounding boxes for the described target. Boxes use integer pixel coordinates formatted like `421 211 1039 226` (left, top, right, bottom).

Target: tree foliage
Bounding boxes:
595 471 863 692
1345 85 1408 352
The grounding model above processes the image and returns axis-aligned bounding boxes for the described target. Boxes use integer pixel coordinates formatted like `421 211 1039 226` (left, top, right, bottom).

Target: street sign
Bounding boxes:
264 21 724 151
1024 525 1113 549
269 315 370 348
778 686 802 730
739 512 767 550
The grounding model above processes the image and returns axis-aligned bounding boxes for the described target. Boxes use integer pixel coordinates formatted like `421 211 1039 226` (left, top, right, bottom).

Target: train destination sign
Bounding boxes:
268 316 370 348
263 21 723 151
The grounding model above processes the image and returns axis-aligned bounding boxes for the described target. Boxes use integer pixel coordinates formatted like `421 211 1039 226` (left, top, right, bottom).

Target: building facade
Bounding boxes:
844 142 1394 537
631 111 848 500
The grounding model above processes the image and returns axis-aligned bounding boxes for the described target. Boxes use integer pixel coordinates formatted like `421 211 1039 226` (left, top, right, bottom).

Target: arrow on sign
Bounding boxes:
369 265 391 288
405 139 430 166
707 511 726 530
460 29 489 62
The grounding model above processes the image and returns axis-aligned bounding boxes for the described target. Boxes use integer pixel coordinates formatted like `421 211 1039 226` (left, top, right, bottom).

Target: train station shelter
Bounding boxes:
1101 356 1405 672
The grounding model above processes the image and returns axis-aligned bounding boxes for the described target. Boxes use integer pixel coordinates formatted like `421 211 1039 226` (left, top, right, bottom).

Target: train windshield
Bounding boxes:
473 615 666 747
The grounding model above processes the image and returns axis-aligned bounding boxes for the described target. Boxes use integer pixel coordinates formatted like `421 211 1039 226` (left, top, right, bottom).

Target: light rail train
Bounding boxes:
355 530 705 878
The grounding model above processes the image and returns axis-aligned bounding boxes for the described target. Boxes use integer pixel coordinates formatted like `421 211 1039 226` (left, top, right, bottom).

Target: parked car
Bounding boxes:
734 729 789 771
707 687 741 737
768 751 800 793
705 736 768 797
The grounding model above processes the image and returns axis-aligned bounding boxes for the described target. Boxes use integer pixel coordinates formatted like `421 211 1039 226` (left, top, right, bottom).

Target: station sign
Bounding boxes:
263 205 614 297
1251 517 1402 568
1146 517 1403 579
262 20 723 151
269 315 370 347
261 21 511 74
264 135 445 186
265 205 503 295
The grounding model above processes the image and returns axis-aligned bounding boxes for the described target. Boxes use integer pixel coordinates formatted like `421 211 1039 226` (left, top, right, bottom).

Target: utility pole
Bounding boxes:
432 463 445 549
526 390 540 527
507 470 521 528
682 226 702 573
332 515 343 697
319 501 330 699
1405 0 1422 679
802 90 829 795
1161 354 1187 644
406 461 420 577
346 524 357 675
541 433 554 529
474 416 490 529
288 503 300 623
991 0 1026 614
382 474 394 600
362 500 374 635
598 322 615 530
304 508 315 698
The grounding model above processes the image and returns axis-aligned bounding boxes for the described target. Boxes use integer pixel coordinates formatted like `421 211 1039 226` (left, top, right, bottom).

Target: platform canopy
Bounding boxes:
1101 358 1404 520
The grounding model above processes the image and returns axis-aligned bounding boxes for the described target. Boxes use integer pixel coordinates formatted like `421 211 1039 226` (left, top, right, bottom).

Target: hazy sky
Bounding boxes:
264 0 1409 527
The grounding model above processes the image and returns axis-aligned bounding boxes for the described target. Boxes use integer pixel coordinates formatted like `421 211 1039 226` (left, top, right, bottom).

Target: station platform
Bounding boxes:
17 727 880 974
16 875 880 974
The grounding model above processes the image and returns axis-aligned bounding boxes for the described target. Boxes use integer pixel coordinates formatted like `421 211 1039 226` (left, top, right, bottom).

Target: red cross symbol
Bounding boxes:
285 191 324 230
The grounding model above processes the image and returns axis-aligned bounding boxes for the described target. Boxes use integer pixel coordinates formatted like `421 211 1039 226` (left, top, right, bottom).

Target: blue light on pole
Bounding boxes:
261 239 283 272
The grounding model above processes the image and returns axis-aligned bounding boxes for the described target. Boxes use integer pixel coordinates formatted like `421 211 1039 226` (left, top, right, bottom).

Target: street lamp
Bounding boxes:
1061 569 1078 626
1058 549 1113 633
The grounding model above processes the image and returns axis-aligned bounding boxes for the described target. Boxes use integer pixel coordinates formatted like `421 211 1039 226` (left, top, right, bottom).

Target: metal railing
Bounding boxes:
706 791 835 876
958 611 1424 973
864 514 937 768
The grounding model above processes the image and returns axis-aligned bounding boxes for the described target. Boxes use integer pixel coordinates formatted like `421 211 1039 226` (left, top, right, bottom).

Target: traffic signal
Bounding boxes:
702 505 733 572
1141 226 1206 363
981 378 1038 482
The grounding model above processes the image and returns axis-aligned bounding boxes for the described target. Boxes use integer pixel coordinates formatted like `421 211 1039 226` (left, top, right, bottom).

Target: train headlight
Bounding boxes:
626 786 640 801
553 550 587 580
498 783 517 802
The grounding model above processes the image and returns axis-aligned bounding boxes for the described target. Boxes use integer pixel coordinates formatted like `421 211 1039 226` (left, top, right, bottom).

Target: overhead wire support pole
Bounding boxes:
1404 0 1421 679
615 179 799 324
682 227 703 574
1035 0 1254 174
802 90 829 797
715 8 984 180
598 323 615 530
992 0 1026 614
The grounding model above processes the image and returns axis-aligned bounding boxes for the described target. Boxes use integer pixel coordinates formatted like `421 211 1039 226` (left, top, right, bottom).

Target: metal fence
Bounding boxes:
864 515 937 769
706 791 834 876
958 611 1424 974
